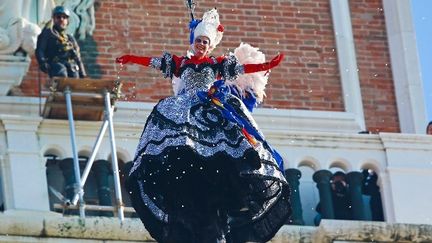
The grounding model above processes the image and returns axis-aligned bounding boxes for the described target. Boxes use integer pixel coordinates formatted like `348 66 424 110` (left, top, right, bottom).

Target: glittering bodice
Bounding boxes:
180 65 217 92
150 53 243 94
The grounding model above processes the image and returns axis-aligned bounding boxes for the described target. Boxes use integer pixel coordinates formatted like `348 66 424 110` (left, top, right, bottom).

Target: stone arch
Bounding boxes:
358 159 385 222
296 156 321 226
328 158 351 172
77 146 93 159
296 156 320 171
43 145 66 212
42 145 67 159
359 159 382 174
107 147 132 164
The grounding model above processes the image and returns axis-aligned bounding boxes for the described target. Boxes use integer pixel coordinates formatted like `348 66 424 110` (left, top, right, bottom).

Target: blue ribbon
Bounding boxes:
198 80 285 171
227 85 257 112
189 19 201 45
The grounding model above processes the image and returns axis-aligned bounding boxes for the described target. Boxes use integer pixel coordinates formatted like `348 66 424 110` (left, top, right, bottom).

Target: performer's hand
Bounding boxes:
40 62 50 73
116 55 151 66
243 53 285 74
116 55 132 65
268 53 284 69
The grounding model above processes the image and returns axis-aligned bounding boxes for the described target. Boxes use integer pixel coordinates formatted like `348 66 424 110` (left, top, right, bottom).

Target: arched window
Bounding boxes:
109 159 137 218
45 153 113 217
45 150 138 218
0 167 4 212
85 158 113 217
361 169 384 221
45 153 65 213
297 164 320 226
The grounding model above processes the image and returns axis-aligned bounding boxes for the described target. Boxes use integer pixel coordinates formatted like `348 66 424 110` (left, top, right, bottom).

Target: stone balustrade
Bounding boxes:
1 211 432 242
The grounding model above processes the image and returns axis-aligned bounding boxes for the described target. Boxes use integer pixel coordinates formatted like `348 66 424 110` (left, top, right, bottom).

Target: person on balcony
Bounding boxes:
427 121 432 135
330 171 352 220
362 169 384 221
314 171 352 225
116 8 291 243
35 6 86 79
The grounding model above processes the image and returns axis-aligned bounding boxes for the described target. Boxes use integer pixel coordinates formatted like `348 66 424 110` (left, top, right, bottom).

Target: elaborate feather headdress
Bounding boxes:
189 8 224 49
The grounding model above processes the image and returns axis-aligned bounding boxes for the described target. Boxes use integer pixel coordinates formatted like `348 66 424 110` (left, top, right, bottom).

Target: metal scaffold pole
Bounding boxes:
64 86 85 218
104 90 124 221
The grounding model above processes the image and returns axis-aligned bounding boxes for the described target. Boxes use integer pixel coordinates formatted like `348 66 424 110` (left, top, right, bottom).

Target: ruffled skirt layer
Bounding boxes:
127 92 291 242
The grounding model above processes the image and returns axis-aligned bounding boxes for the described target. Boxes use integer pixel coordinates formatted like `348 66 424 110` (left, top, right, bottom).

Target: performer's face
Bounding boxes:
53 14 69 30
193 36 210 57
428 124 432 135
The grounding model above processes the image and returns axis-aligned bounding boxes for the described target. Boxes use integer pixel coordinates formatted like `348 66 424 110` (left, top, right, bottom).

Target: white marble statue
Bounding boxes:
0 0 55 56
0 17 41 55
0 0 96 56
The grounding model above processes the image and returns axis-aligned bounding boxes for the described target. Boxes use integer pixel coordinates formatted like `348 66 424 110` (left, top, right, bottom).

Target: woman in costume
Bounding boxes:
117 8 291 243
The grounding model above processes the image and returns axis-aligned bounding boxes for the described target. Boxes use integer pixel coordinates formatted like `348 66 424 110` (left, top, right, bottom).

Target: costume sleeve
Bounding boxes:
219 55 245 81
35 28 49 71
117 52 183 79
69 35 87 78
149 52 182 79
243 53 284 74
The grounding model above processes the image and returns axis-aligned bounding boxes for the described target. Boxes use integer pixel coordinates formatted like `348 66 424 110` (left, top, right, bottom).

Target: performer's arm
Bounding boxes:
35 29 50 73
116 53 183 79
70 35 87 78
116 55 151 66
243 53 284 74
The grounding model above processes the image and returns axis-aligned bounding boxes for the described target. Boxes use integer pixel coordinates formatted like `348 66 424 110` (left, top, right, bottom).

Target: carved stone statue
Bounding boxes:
54 0 95 40
0 0 96 95
76 0 95 40
0 0 55 96
0 0 55 56
54 0 81 37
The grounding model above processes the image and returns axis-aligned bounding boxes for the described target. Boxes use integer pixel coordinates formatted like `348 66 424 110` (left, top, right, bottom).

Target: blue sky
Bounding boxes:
412 0 432 121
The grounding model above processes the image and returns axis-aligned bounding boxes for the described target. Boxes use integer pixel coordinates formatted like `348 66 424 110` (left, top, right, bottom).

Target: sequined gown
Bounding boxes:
127 52 291 243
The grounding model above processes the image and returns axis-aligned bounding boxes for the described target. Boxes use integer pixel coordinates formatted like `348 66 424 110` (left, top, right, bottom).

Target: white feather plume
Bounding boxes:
172 75 184 96
228 42 269 103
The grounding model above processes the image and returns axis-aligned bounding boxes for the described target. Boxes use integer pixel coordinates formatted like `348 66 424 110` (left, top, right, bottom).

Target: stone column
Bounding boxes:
313 170 335 219
59 158 76 201
285 168 305 225
346 171 366 220
0 115 49 211
93 160 112 206
94 160 113 217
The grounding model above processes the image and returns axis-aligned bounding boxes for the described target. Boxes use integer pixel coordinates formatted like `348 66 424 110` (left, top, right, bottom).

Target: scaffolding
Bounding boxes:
42 77 125 221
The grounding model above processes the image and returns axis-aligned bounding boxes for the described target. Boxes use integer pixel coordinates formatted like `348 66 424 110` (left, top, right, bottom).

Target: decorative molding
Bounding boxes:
379 132 432 150
383 0 428 134
2 211 432 242
0 97 363 133
116 102 364 134
329 0 366 131
0 56 31 96
0 114 41 131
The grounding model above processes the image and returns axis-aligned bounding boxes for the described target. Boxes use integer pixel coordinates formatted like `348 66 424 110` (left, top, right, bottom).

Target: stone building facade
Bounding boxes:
0 0 431 242
19 0 426 133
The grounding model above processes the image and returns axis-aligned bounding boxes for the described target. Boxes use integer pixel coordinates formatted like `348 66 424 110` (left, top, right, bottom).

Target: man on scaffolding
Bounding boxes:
36 6 86 79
